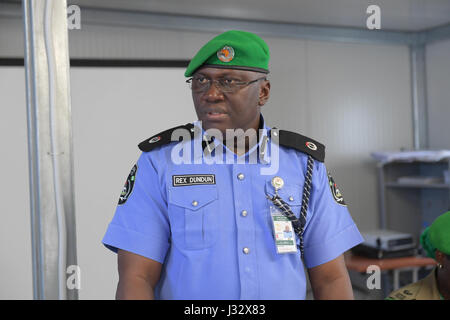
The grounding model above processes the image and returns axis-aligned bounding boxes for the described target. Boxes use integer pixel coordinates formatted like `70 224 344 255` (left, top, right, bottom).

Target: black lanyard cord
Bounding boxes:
298 155 315 258
266 155 315 259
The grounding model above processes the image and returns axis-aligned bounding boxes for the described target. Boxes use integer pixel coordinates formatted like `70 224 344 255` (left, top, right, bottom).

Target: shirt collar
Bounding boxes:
416 267 443 300
192 114 271 163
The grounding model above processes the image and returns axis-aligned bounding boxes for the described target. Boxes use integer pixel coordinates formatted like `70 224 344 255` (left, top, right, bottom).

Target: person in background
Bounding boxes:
386 211 450 300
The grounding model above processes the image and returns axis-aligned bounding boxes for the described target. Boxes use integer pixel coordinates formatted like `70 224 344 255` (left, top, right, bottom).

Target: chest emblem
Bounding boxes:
271 176 284 194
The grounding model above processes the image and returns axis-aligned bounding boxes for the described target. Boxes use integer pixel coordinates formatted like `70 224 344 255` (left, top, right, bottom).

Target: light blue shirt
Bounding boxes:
102 117 363 300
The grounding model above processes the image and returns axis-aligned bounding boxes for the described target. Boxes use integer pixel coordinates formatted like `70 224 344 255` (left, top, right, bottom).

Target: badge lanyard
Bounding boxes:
267 155 315 258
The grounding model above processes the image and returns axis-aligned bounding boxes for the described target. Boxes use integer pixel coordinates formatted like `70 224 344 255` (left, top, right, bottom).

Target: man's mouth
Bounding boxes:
204 110 228 121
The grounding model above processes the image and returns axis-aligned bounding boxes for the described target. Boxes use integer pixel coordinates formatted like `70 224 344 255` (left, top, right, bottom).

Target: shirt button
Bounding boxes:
192 200 198 207
237 173 245 180
243 247 250 254
289 196 294 201
241 210 248 217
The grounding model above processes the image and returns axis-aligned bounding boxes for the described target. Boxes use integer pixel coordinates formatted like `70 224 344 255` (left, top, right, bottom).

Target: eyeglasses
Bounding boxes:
186 75 267 93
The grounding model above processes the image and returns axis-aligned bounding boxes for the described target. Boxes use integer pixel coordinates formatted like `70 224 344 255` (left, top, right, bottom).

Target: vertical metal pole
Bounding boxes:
23 0 42 299
377 163 387 229
410 44 429 150
22 0 78 300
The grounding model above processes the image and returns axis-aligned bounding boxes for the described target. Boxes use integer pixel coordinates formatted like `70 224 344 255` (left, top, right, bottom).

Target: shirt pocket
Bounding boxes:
265 181 303 230
168 185 219 250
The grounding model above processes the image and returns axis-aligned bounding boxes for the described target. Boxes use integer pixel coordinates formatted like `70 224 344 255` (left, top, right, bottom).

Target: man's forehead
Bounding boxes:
194 67 259 78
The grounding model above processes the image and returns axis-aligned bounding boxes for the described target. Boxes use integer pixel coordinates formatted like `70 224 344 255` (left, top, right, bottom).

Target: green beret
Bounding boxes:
420 211 450 258
184 30 270 77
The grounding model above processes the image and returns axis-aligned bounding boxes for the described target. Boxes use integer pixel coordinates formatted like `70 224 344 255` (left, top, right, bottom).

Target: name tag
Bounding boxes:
270 206 297 254
172 174 216 187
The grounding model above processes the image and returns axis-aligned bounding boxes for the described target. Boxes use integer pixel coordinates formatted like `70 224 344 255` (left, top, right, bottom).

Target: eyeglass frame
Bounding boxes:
186 75 267 93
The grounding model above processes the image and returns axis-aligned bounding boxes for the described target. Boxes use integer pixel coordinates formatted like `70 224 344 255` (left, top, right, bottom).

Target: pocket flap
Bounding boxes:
168 185 218 211
265 180 303 206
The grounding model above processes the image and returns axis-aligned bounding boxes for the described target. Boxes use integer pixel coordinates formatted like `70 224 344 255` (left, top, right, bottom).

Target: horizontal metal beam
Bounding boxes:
423 23 450 45
78 7 415 46
1 2 449 46
0 57 190 67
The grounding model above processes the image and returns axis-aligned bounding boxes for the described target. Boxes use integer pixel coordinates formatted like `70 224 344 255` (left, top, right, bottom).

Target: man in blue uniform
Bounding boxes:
102 30 363 300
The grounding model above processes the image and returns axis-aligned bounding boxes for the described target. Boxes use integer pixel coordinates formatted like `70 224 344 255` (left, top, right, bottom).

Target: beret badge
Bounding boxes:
217 46 235 62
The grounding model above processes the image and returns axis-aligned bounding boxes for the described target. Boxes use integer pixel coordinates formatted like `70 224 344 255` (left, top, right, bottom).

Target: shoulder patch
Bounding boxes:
138 123 195 152
273 129 325 162
328 172 346 206
118 164 137 205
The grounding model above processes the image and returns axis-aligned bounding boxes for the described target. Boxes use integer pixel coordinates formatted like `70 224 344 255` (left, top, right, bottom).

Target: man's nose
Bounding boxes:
204 81 224 100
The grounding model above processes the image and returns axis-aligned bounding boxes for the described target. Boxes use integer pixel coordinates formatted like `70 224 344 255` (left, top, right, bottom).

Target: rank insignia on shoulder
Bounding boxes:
138 123 195 152
403 290 413 296
394 293 406 300
272 128 325 162
148 136 161 144
327 172 346 206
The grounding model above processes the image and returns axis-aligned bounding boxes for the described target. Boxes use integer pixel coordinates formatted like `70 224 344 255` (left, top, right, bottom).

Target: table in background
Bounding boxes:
345 252 436 297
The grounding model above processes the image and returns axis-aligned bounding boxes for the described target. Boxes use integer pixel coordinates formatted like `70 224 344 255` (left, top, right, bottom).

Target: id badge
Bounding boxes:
270 206 297 254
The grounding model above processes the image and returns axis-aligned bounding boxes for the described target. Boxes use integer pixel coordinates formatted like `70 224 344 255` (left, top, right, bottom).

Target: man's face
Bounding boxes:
191 67 270 136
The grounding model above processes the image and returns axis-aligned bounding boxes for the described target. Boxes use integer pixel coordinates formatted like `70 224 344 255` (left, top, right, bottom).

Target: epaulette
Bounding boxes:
138 123 194 152
273 128 325 162
386 285 419 300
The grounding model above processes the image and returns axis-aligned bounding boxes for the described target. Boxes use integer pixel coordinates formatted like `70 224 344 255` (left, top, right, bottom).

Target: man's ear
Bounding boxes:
258 80 271 106
436 250 445 266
